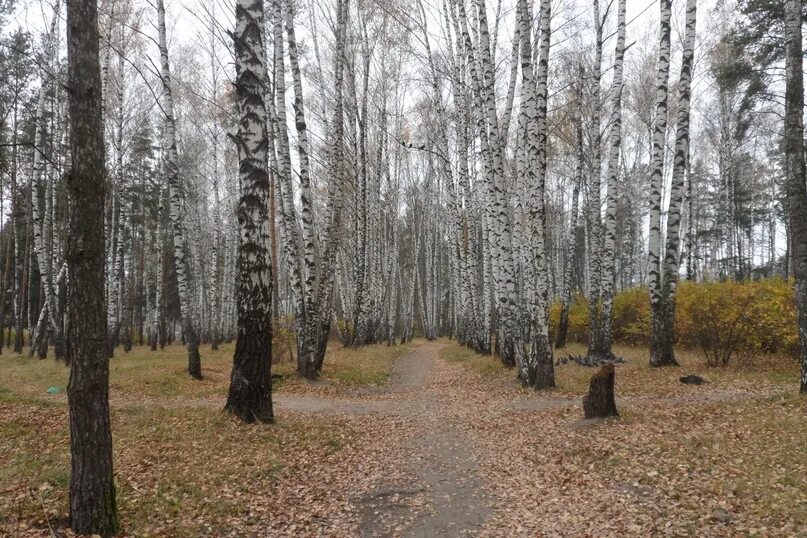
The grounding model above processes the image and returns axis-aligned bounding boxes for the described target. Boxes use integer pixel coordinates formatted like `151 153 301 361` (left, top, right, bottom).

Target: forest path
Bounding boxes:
91 342 787 536
355 341 492 537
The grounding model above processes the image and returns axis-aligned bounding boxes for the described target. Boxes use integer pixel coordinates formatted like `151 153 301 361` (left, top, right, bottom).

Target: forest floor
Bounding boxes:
1 339 806 536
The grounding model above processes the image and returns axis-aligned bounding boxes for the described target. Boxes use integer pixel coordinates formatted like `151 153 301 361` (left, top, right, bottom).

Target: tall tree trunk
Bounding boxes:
8 78 21 354
303 0 350 378
457 0 516 367
65 0 119 533
108 44 128 356
556 79 583 349
157 0 202 378
647 0 677 367
587 0 604 357
285 0 319 362
30 3 61 359
656 0 696 367
516 0 554 389
784 0 807 393
595 0 627 360
226 0 274 423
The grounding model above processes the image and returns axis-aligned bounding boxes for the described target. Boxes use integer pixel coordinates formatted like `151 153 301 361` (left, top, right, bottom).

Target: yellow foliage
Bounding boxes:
612 287 650 346
550 278 799 363
273 315 297 364
549 293 588 344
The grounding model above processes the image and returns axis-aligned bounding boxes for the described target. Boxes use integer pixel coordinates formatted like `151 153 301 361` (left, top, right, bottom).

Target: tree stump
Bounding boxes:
583 363 619 418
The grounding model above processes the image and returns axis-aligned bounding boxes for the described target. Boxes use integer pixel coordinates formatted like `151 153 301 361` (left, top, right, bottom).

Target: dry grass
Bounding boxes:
434 349 807 536
275 340 417 394
439 340 800 398
472 392 807 536
555 342 799 397
0 339 417 405
0 394 387 536
0 340 417 536
3 339 804 536
0 345 235 404
439 340 512 379
431 341 807 535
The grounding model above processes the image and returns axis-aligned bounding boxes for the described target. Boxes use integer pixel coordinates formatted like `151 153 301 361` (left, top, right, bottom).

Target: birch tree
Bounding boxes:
286 0 350 379
156 0 202 378
586 0 605 358
514 0 554 388
592 0 627 361
225 0 274 423
654 0 697 366
646 0 676 367
556 75 584 349
29 2 61 360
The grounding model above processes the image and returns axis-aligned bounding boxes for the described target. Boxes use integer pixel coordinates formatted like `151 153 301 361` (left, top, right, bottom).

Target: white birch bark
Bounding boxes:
515 0 554 389
226 0 274 423
29 2 61 358
596 0 627 359
647 0 674 367
586 0 604 356
156 0 202 377
661 0 696 300
556 77 584 349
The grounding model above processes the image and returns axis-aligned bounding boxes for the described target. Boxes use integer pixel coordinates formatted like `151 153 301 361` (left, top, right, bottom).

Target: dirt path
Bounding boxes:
270 343 789 536
355 342 491 537
89 342 789 536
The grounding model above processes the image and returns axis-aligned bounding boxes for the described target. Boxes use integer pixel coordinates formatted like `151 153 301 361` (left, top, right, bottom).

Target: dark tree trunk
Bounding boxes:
0 225 14 355
55 276 67 361
650 300 678 367
225 0 274 424
784 0 807 393
583 364 619 419
65 0 119 534
14 232 28 353
555 302 570 349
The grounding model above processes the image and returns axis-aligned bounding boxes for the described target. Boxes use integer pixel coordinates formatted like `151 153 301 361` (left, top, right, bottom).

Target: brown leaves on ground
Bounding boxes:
2 339 805 536
0 397 416 536
439 340 807 536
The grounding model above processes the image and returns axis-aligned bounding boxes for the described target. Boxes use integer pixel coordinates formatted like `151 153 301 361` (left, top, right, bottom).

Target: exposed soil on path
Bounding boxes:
355 342 492 537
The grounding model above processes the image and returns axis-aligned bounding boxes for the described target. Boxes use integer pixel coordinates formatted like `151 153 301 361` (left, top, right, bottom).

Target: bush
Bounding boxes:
550 278 798 365
549 293 588 344
335 318 353 345
272 315 296 364
677 281 762 367
611 287 650 346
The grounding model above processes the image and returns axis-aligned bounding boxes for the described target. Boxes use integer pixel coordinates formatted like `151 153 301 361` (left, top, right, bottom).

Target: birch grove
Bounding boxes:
4 0 807 531
0 0 803 401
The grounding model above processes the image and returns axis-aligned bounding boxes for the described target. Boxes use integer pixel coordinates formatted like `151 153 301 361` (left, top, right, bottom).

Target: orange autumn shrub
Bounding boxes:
676 281 763 366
